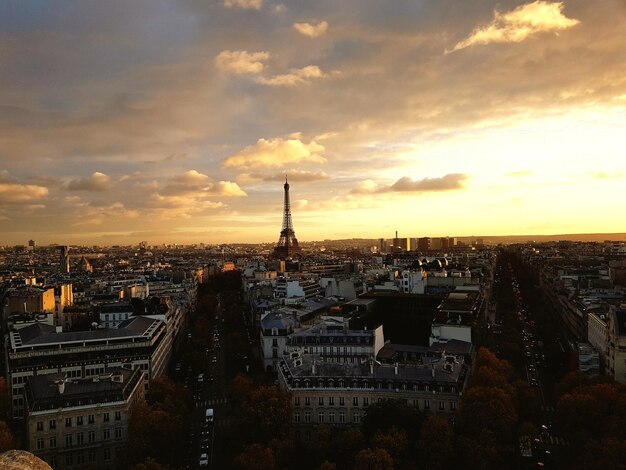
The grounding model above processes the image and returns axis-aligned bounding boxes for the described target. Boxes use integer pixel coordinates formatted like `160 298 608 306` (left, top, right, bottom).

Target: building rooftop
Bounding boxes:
26 367 143 413
9 316 162 350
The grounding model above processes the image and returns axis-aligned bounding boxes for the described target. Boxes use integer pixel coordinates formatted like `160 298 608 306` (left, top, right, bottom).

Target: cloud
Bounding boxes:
0 183 49 204
294 21 328 38
263 170 330 182
71 202 140 227
223 0 262 10
273 4 287 14
352 174 468 194
223 138 327 169
450 1 580 52
257 65 326 86
241 169 330 183
66 172 112 191
0 171 16 183
214 50 269 74
214 181 248 196
161 170 247 197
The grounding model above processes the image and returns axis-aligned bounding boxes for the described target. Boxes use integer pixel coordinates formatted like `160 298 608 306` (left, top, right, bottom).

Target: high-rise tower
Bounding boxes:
273 177 302 259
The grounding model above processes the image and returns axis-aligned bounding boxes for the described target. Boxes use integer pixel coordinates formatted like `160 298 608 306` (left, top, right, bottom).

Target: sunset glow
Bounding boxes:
1 0 625 244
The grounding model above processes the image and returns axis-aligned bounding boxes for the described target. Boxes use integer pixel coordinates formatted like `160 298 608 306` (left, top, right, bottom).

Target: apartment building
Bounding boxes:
278 350 468 434
25 367 144 470
6 316 168 418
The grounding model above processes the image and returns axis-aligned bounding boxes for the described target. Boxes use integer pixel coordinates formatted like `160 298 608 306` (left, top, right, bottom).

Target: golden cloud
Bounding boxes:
223 0 262 10
352 174 468 194
450 1 579 52
71 202 140 227
257 65 326 86
214 50 269 74
162 170 247 197
223 138 327 169
293 21 328 38
0 183 49 203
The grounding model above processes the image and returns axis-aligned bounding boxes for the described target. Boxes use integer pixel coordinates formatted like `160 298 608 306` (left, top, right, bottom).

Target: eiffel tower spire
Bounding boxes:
274 176 302 258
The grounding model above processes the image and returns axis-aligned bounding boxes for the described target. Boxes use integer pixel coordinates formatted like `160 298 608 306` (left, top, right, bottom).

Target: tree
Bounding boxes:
458 386 517 441
353 448 394 470
0 421 17 453
0 378 9 421
369 427 409 465
318 462 337 470
123 401 185 467
363 399 424 439
130 297 146 316
130 457 167 470
418 416 455 470
146 377 191 417
233 444 276 470
229 375 293 446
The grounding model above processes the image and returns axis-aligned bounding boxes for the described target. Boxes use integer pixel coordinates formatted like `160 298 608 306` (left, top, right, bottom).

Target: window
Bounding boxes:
424 400 430 410
439 401 445 411
115 427 122 439
49 420 56 430
329 412 335 424
65 434 73 447
339 412 346 424
329 397 334 406
49 436 56 448
318 397 324 406
354 412 361 424
294 412 300 424
353 397 358 406
49 456 57 468
77 453 85 465
65 417 72 428
36 438 44 450
294 397 300 406
77 433 84 445
65 455 73 467
362 397 369 406
88 431 95 444
88 414 95 424
103 412 110 423
304 397 310 406
104 448 111 461
115 411 121 421
77 416 83 426
450 402 457 411
272 338 278 347
304 412 311 423
339 397 345 406
103 429 111 441
88 450 96 463
36 421 43 432
318 412 324 423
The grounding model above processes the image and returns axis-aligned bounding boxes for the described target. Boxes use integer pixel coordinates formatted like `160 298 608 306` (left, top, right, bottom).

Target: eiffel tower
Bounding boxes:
273 176 302 258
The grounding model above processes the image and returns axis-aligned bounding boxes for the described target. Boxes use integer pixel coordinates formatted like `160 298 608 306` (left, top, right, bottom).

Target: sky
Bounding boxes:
1 0 625 245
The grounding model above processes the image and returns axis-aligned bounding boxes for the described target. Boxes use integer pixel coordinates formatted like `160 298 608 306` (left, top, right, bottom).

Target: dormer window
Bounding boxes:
272 328 278 336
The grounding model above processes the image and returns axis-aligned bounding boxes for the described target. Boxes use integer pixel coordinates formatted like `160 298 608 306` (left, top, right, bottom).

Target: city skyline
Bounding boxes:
1 1 626 245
